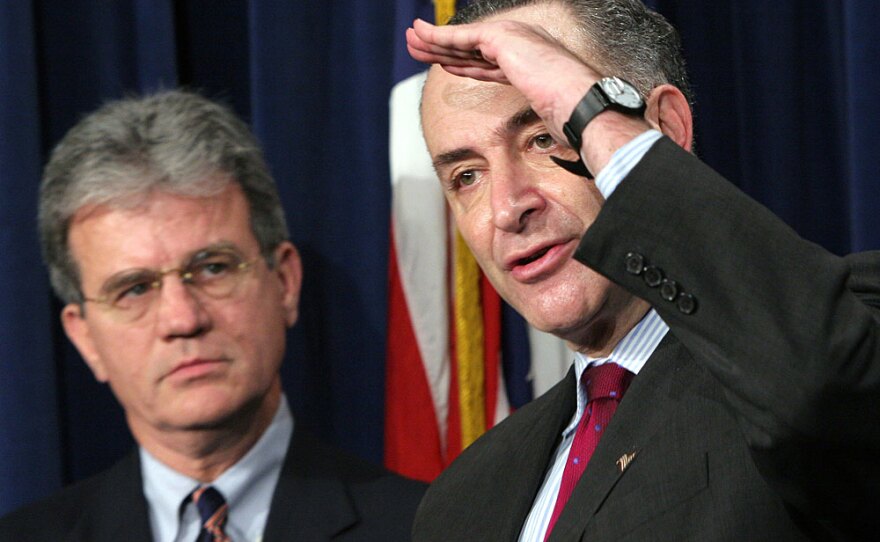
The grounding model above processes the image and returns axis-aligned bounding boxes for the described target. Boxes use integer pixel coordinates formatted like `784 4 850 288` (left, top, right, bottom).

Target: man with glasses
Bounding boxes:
0 90 424 541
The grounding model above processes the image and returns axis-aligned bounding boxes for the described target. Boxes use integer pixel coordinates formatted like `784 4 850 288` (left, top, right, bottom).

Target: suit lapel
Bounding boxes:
451 367 580 540
495 367 579 538
262 431 359 541
549 334 698 541
415 368 579 541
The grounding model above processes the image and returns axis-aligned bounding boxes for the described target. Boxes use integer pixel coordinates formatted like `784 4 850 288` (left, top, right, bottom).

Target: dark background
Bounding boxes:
1 0 877 516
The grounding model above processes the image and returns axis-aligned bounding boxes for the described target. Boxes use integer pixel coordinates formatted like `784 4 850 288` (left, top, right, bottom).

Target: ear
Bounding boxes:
644 84 693 152
272 241 303 327
61 303 109 382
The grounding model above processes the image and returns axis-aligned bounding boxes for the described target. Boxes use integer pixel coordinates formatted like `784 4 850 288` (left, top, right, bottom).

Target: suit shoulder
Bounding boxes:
280 432 427 541
325 443 427 535
413 377 573 541
436 374 570 480
309 435 427 498
0 466 114 540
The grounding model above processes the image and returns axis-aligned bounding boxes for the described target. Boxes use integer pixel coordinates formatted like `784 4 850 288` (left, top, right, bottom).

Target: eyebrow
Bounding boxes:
431 107 542 172
100 269 156 297
97 241 242 295
432 147 481 172
189 242 240 261
502 107 541 136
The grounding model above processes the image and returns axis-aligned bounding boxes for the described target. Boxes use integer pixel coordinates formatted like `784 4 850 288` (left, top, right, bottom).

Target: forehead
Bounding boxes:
421 3 584 151
422 68 527 137
68 183 255 275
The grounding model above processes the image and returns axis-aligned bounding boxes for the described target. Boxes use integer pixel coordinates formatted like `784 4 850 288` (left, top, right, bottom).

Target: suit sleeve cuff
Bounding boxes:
593 130 664 199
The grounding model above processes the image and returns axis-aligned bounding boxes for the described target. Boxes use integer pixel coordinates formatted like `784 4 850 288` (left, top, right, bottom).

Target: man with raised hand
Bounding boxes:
407 0 880 539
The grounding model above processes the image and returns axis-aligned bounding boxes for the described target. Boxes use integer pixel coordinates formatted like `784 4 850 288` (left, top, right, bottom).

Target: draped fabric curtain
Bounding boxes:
1 0 878 516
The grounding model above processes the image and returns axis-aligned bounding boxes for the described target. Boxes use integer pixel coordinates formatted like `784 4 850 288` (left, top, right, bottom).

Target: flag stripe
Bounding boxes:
385 68 451 481
384 234 445 481
453 230 487 448
435 0 456 25
481 273 502 427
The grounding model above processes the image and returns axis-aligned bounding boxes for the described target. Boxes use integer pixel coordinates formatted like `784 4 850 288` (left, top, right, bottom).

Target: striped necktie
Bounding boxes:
544 363 634 540
191 486 231 542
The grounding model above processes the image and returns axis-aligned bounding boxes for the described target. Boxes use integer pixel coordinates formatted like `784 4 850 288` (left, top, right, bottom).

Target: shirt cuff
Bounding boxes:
593 129 663 199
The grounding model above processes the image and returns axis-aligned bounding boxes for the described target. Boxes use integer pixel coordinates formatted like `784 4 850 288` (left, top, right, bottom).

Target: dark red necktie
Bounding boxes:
544 363 634 540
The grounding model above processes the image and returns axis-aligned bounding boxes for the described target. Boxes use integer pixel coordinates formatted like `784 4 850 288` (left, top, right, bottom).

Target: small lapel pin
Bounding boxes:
616 451 638 473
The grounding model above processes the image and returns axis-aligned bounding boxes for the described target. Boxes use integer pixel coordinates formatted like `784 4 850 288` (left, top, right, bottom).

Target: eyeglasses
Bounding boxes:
82 248 259 323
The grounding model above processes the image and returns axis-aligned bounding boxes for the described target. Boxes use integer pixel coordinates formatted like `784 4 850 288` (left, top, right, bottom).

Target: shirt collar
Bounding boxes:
563 309 668 438
141 394 294 542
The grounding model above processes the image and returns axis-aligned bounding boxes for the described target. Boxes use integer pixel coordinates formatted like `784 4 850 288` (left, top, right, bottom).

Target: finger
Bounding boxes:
440 64 510 84
406 28 486 62
411 18 488 56
407 37 496 70
407 43 488 68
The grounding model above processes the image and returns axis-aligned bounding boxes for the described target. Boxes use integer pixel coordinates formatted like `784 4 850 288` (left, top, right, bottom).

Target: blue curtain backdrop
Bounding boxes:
1 0 878 516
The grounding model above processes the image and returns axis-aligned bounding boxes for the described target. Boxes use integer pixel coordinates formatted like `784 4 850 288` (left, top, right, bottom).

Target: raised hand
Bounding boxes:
406 17 598 143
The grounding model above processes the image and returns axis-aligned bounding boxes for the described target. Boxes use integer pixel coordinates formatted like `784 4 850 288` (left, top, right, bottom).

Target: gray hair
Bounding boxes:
450 0 693 107
39 90 289 305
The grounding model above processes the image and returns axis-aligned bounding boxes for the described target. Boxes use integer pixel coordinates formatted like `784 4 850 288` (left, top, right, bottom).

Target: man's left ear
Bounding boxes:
272 241 303 327
644 84 693 152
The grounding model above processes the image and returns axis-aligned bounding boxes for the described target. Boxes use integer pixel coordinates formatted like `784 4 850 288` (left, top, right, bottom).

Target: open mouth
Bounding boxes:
517 246 552 266
508 240 578 283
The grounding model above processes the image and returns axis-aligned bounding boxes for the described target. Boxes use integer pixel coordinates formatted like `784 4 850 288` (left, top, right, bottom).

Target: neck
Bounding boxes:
133 386 281 483
567 296 650 358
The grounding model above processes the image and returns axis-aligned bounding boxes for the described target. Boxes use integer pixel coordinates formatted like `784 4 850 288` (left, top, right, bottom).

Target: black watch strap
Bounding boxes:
562 87 610 152
554 78 646 179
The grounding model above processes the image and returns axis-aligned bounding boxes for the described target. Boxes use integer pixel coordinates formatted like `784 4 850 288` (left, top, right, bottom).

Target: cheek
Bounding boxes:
543 178 604 226
221 289 289 365
454 207 496 262
87 327 154 387
578 195 604 226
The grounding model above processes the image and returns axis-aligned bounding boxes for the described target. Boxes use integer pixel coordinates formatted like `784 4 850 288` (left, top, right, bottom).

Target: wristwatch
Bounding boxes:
551 76 646 179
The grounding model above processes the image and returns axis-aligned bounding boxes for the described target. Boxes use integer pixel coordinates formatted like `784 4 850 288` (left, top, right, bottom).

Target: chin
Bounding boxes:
514 303 594 345
169 406 238 431
513 282 606 337
531 314 597 343
170 389 248 428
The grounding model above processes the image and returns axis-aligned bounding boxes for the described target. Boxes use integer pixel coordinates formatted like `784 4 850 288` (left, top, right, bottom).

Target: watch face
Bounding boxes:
599 77 644 109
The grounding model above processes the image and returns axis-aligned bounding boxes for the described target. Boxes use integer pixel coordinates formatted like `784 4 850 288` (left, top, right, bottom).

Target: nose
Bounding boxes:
490 161 546 233
154 276 211 339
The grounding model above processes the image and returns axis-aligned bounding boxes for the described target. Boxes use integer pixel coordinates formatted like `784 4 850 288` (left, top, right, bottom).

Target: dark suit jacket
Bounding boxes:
413 138 880 541
0 430 426 541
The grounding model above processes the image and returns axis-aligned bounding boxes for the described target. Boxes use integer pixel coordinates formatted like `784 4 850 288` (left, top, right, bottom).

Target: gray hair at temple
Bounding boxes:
39 90 290 305
450 0 693 107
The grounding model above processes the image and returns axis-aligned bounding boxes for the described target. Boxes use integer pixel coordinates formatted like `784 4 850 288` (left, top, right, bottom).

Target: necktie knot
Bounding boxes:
583 362 633 403
190 486 230 542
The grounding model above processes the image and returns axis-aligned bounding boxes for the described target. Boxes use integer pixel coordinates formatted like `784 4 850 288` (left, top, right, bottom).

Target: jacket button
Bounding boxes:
660 279 678 301
677 293 697 314
625 252 644 275
643 266 663 287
